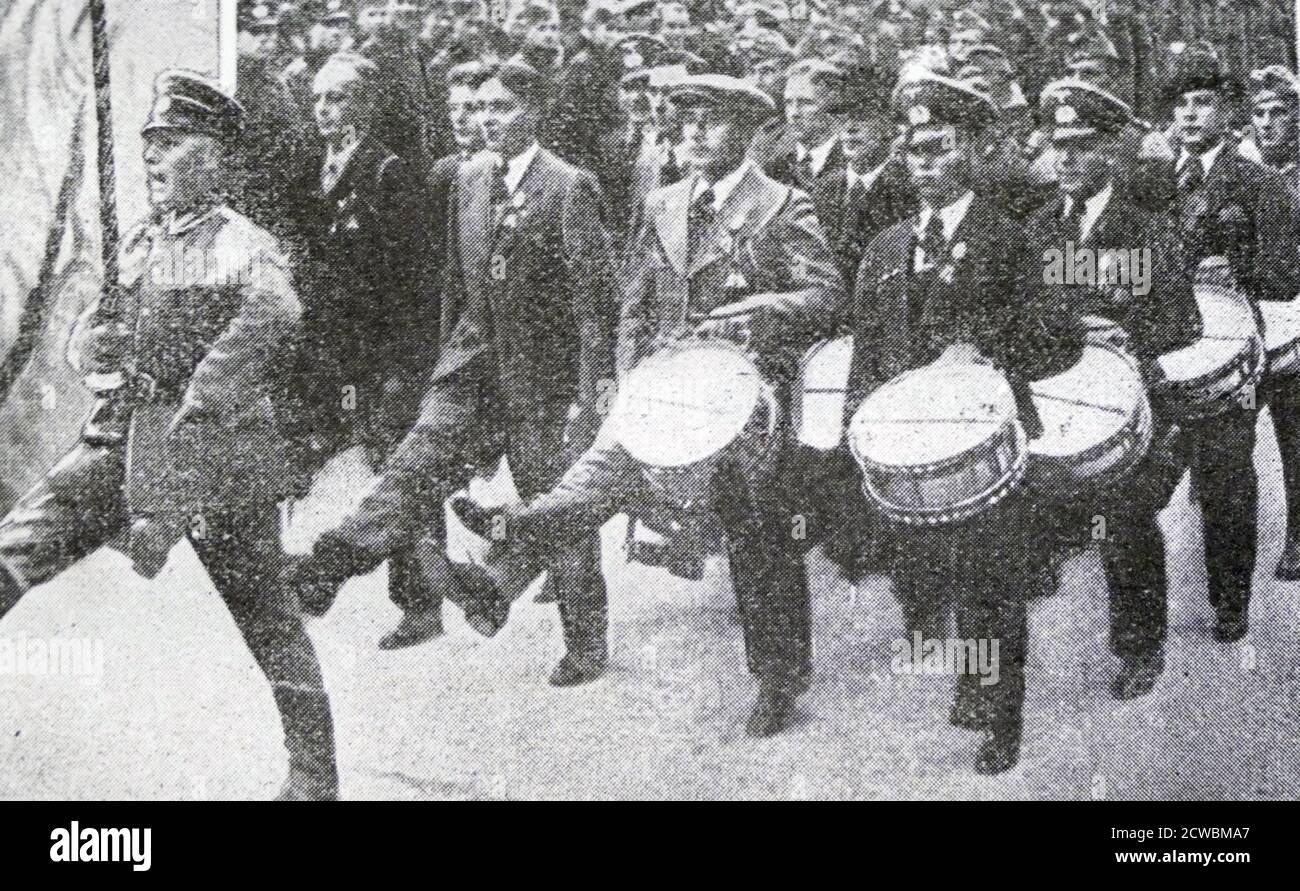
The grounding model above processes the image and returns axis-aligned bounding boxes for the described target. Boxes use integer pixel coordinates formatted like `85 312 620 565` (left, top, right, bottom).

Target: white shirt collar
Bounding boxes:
916 190 975 242
692 158 754 211
802 135 840 177
847 157 891 193
1177 140 1227 176
322 130 365 190
493 141 541 194
1063 181 1114 243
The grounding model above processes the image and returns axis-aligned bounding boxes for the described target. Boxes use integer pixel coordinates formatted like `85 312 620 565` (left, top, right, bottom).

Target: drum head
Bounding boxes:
1031 345 1144 458
613 343 764 468
850 363 1017 468
797 335 854 450
1158 282 1257 382
1261 295 1300 355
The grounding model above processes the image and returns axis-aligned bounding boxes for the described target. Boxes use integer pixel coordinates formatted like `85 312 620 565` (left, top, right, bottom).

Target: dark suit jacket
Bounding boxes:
1173 147 1300 305
287 135 438 431
812 157 918 292
436 147 619 423
844 196 1083 435
1031 189 1202 380
619 162 846 383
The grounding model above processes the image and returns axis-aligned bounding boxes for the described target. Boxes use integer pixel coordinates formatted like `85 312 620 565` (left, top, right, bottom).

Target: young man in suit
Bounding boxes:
1165 46 1300 639
810 64 916 292
287 61 618 687
456 73 846 737
284 52 441 651
753 59 847 191
0 72 339 800
1031 79 1202 700
843 73 1083 773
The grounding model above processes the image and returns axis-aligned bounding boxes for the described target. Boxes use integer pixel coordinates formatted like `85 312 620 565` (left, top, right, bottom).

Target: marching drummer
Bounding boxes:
456 72 846 738
842 72 1083 773
1030 79 1201 700
1246 65 1300 582
1164 45 1300 640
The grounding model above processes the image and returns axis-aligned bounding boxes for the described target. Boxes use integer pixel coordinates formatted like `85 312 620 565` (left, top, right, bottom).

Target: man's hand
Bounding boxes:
85 321 132 375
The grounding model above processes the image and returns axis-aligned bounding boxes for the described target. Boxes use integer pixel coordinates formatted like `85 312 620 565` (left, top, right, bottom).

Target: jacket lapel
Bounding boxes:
687 165 782 277
651 176 695 276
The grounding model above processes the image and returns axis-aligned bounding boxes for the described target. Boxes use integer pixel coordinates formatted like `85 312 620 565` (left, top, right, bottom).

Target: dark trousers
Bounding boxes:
0 444 335 783
884 495 1046 736
1096 426 1184 662
1263 375 1300 538
324 367 607 656
1180 405 1259 620
512 419 813 693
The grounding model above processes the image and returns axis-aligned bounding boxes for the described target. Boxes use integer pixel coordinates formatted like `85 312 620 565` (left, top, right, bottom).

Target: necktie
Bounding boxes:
797 151 814 186
661 146 681 185
1062 198 1085 241
1178 157 1204 196
687 186 716 267
915 211 945 274
490 157 510 208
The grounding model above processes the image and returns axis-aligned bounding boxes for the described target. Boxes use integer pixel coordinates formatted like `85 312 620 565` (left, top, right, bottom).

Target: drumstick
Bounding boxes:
1031 392 1128 415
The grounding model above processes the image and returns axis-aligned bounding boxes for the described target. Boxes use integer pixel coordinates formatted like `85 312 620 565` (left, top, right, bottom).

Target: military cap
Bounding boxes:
668 73 778 117
318 0 352 23
1248 65 1300 107
894 71 997 137
1040 78 1132 140
240 2 281 30
1162 42 1241 101
617 32 670 71
142 70 244 140
1065 27 1121 66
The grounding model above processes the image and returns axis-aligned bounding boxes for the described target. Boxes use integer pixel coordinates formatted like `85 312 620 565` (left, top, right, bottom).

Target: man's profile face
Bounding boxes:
1173 89 1228 151
143 130 222 211
476 77 538 156
678 104 754 176
1053 132 1113 197
313 66 369 140
783 72 836 146
1252 97 1297 157
905 125 969 204
448 84 484 151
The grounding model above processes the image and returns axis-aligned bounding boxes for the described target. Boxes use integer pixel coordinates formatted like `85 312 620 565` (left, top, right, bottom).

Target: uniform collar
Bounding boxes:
489 141 542 194
798 134 840 177
916 189 975 241
1177 139 1227 176
1062 180 1114 242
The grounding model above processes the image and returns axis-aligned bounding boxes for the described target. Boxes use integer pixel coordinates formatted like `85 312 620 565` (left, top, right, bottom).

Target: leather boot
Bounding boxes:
272 687 339 801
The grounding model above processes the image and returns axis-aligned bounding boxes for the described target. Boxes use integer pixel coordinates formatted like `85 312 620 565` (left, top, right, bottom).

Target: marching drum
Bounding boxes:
1156 268 1264 419
794 335 854 450
610 339 780 507
1260 295 1300 378
848 362 1027 527
1028 341 1153 492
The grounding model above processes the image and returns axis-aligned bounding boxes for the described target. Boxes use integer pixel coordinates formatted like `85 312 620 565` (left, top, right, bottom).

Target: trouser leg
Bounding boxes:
953 570 1027 736
194 505 336 795
1266 379 1300 535
711 449 812 694
0 444 127 620
1185 407 1258 619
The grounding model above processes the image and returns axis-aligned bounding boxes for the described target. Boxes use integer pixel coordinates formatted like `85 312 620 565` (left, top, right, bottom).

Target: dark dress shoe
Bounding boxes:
378 610 444 650
1212 613 1249 643
1277 538 1300 580
449 494 504 541
974 728 1021 775
548 651 608 687
1110 653 1164 701
745 684 797 738
449 562 511 638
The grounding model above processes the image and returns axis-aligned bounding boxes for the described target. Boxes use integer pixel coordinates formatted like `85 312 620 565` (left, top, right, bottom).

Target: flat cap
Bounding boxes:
667 73 778 117
1040 78 1132 140
142 70 243 140
1249 64 1300 106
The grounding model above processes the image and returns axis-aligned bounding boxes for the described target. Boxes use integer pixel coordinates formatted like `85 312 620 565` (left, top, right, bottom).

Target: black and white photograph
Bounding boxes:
0 0 1297 826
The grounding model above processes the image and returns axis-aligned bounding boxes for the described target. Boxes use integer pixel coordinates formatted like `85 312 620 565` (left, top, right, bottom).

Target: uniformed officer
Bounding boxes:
456 73 845 737
842 72 1082 772
1247 64 1300 580
0 72 339 800
1165 45 1300 640
1031 79 1201 699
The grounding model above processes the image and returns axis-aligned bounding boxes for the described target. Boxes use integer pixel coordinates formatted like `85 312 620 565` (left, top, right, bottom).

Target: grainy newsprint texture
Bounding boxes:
0 0 1298 801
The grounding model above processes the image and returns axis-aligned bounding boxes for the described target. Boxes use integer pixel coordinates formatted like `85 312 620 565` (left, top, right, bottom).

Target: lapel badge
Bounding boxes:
908 105 931 126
